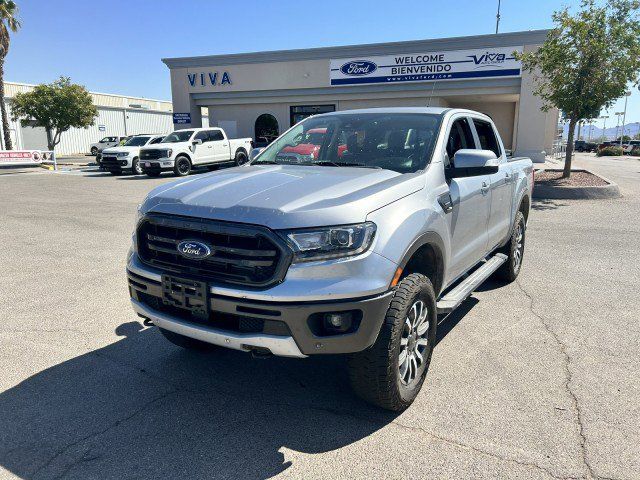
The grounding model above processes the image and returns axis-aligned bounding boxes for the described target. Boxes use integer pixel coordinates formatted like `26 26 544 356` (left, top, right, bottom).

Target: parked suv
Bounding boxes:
139 127 253 177
89 136 127 156
100 134 166 175
128 108 533 411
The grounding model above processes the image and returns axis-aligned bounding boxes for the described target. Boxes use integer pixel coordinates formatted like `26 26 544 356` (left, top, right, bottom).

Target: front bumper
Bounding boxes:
101 156 131 170
141 160 174 173
128 266 394 356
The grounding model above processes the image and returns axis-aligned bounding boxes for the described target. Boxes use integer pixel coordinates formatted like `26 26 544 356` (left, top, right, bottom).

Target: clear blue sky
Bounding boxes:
5 0 639 127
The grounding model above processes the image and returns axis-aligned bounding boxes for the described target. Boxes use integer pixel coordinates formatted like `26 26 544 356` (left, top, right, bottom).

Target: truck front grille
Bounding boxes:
136 214 292 288
140 149 163 160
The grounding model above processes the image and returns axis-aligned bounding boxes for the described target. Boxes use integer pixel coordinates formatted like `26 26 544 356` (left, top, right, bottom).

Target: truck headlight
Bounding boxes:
279 222 376 262
164 149 173 158
116 152 129 157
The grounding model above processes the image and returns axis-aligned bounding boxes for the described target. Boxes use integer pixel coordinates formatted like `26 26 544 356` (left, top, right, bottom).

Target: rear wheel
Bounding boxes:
494 211 526 282
234 149 248 166
174 155 192 176
348 273 437 411
131 157 143 175
159 327 218 351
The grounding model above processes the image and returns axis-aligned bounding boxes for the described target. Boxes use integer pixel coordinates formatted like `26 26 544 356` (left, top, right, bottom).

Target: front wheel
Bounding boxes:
131 157 143 175
348 273 437 411
173 156 192 176
494 211 526 282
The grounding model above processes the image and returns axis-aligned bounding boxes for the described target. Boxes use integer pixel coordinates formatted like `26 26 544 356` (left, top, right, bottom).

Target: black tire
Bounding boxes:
173 155 192 176
159 327 218 351
91 147 98 156
131 157 143 175
234 149 248 166
145 170 161 178
494 211 526 282
348 273 437 411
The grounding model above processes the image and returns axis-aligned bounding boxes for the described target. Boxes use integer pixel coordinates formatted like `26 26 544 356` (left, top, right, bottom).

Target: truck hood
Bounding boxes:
102 146 137 155
140 142 187 150
141 164 425 229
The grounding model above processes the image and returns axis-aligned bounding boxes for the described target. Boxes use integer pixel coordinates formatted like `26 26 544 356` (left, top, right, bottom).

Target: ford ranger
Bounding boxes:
127 108 533 411
139 127 252 177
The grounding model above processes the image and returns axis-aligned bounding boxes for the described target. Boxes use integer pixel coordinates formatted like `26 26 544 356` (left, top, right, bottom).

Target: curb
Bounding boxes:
533 169 620 200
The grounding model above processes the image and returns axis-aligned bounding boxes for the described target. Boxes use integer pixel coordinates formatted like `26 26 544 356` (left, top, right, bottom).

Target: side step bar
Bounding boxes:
436 253 507 315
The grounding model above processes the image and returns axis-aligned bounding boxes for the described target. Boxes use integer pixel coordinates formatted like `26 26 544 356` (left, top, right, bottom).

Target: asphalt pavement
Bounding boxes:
0 154 638 479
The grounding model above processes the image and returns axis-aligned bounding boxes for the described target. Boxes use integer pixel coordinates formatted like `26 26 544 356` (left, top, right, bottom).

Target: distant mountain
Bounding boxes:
562 122 640 140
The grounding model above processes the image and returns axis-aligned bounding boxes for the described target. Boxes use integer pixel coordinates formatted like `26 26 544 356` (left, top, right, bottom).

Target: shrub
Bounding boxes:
631 148 640 157
597 146 624 156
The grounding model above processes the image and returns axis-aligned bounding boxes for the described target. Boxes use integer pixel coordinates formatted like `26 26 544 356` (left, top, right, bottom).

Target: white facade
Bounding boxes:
2 82 208 156
164 30 558 163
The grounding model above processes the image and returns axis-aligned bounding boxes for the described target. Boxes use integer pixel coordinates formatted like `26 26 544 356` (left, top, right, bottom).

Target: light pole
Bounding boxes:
615 112 624 141
619 91 632 147
599 115 609 141
587 119 594 141
495 0 501 34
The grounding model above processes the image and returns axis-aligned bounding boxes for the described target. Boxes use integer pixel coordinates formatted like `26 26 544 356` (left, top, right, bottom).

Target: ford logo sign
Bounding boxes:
340 60 377 76
177 240 212 260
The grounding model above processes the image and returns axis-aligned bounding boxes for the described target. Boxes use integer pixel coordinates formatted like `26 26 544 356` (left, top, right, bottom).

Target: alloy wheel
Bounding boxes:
398 300 430 386
513 222 524 273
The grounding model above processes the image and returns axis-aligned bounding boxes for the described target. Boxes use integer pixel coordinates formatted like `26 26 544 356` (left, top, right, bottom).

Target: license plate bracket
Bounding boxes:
161 275 209 317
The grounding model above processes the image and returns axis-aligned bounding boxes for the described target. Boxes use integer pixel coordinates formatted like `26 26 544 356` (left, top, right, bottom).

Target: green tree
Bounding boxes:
10 77 98 151
516 0 640 177
0 0 20 150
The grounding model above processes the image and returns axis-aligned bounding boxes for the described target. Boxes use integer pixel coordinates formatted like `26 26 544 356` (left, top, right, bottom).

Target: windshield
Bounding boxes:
161 130 194 143
124 136 151 147
252 113 442 173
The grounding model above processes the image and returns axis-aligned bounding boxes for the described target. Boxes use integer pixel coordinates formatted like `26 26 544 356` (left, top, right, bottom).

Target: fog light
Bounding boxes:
120 160 127 166
323 312 353 333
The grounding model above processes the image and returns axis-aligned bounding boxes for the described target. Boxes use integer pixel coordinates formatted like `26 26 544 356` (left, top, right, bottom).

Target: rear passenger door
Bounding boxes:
472 118 513 250
444 116 491 281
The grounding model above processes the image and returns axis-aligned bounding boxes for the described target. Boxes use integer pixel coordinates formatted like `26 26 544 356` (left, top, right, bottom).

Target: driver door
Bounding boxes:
192 130 213 165
444 117 492 281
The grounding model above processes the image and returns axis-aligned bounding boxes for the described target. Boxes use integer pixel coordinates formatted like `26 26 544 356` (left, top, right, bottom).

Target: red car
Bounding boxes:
281 128 347 160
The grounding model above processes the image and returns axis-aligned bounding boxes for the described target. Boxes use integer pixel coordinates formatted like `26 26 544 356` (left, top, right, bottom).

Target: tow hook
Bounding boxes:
143 318 154 327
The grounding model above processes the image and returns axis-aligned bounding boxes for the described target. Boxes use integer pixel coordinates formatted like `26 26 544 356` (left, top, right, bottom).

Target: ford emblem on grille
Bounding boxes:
177 240 212 260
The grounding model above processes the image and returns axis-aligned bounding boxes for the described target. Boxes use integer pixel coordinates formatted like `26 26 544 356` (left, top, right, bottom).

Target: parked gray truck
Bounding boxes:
127 108 533 411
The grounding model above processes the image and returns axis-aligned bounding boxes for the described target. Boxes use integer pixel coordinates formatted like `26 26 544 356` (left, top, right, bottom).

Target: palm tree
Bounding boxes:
0 0 19 150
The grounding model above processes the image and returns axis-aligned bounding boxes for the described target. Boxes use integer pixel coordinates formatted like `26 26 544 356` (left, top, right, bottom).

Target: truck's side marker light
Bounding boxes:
391 267 403 287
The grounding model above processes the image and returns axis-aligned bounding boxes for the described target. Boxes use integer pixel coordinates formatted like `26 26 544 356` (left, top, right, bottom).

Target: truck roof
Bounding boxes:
315 107 451 116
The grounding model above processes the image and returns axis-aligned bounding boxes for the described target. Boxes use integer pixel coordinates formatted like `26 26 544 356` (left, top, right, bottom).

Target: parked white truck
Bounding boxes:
139 127 253 177
101 134 166 175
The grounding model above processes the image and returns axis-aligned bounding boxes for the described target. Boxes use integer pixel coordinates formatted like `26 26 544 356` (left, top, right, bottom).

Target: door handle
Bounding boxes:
505 172 511 178
222 143 228 146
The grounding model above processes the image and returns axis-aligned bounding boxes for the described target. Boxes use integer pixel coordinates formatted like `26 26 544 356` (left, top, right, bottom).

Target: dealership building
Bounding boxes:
164 29 557 163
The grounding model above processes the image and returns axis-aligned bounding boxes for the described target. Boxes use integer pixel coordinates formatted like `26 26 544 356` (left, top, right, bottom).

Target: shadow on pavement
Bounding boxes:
531 198 569 211
0 321 400 479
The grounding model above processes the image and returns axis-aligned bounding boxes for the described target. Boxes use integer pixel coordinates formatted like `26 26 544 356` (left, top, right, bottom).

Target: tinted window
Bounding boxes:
149 137 164 144
445 118 475 166
123 136 151 146
210 130 224 141
194 130 209 142
473 119 501 157
162 130 194 143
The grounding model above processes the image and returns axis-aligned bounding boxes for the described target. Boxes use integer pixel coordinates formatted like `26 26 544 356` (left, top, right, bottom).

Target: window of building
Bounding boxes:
473 119 502 158
289 105 336 126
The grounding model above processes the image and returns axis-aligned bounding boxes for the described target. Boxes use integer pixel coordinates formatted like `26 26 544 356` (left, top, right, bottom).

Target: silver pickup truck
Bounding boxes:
127 108 533 411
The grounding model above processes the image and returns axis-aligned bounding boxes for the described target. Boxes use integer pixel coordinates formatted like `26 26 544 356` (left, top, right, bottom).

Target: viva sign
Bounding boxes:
187 71 232 87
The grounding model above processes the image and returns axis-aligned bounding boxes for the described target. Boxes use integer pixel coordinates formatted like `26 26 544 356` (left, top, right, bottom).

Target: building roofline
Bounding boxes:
162 29 550 68
4 81 171 104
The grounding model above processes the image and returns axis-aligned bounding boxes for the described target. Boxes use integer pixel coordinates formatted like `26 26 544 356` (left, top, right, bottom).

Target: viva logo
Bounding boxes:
188 71 232 87
468 52 507 66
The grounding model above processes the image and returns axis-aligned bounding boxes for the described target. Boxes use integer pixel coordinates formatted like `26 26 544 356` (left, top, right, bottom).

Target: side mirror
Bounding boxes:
446 149 499 178
192 139 203 145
